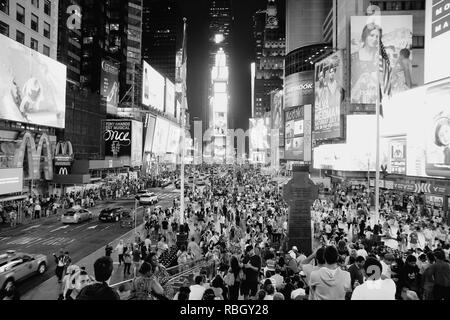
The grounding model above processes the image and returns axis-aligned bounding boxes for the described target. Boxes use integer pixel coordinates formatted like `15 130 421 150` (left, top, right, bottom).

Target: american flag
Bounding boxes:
378 40 392 113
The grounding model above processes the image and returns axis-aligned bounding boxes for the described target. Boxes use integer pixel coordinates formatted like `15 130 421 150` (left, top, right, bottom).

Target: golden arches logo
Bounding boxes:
13 132 53 180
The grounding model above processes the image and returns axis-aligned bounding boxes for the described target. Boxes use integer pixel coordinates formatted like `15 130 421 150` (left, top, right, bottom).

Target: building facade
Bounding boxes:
0 0 59 58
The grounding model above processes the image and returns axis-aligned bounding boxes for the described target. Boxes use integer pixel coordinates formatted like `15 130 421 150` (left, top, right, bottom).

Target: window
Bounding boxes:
43 45 50 56
412 35 425 48
0 0 8 14
44 22 50 38
31 0 39 8
30 38 38 51
44 0 51 16
16 4 25 24
0 21 8 36
31 14 39 32
16 30 25 44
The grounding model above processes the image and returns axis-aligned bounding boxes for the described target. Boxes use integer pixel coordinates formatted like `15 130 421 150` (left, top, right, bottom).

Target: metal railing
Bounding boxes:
109 257 210 290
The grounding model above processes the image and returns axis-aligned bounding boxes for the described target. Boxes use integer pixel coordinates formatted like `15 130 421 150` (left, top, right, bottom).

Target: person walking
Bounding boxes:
115 240 125 266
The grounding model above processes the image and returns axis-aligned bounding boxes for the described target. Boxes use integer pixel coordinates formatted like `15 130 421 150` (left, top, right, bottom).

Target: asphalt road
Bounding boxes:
0 186 181 295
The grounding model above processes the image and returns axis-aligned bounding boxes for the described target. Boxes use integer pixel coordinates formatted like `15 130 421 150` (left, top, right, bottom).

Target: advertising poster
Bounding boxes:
142 61 165 111
131 120 143 167
165 78 175 116
0 168 23 196
213 112 227 136
101 59 119 115
152 117 170 154
250 118 270 151
167 123 181 154
313 51 344 140
424 80 450 178
350 15 413 113
284 71 314 109
389 139 407 174
271 90 284 147
144 115 156 153
0 34 67 128
285 106 305 160
104 120 132 158
425 0 450 83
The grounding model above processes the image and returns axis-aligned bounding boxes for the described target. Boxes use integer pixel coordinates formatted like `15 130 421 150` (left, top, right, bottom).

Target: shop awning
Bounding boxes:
0 195 28 203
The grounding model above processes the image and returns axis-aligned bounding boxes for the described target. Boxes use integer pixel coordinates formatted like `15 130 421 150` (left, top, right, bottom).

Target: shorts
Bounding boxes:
240 281 258 297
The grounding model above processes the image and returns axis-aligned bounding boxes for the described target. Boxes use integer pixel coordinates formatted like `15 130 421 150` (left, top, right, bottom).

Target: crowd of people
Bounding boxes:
3 164 449 301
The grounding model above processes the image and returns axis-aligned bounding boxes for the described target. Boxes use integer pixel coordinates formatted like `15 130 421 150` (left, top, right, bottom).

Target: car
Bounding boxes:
61 206 93 224
0 250 48 290
99 207 129 222
139 192 158 205
135 190 148 200
161 178 172 188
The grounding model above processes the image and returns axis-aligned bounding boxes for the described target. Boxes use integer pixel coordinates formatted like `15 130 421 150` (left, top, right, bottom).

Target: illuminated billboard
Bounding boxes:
131 120 143 167
0 168 23 196
350 15 413 113
0 34 67 128
271 90 284 147
285 106 309 160
250 118 270 151
425 0 450 83
284 71 314 109
152 117 170 154
313 51 344 141
167 123 181 154
165 78 175 116
101 59 119 115
144 115 156 153
213 92 228 113
142 61 165 111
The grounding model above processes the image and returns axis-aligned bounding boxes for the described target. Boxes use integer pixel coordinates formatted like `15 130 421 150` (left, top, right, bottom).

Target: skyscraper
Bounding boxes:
253 0 286 118
142 0 180 82
208 0 233 162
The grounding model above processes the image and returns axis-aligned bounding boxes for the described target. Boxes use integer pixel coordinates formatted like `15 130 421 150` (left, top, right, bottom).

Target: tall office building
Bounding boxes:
253 0 286 118
58 0 82 86
0 0 59 58
208 0 233 162
142 0 179 82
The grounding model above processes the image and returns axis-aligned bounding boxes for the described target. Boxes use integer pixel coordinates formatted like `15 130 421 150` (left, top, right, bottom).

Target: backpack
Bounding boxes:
223 271 235 287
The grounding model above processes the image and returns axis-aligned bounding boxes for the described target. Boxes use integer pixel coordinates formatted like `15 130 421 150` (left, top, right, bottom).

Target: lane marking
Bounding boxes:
49 225 69 233
24 225 41 231
87 225 98 230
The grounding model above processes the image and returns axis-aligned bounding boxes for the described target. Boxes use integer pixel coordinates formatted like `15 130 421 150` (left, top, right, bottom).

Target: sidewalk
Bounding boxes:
22 222 146 300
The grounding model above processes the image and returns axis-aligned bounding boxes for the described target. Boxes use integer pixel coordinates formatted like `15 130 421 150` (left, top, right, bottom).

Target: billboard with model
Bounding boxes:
0 34 67 128
101 59 119 115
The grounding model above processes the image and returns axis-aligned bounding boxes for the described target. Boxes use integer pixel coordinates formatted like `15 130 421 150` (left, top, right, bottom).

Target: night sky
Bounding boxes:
177 0 282 134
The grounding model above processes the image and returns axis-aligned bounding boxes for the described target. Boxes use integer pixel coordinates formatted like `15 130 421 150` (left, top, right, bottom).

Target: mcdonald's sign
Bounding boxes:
54 141 74 175
13 132 54 180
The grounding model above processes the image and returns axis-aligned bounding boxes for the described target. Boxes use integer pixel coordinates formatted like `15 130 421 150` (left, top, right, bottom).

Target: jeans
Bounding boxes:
124 263 131 276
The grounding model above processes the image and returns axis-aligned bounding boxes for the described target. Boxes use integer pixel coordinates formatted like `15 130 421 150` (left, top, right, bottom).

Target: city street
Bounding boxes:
0 186 180 298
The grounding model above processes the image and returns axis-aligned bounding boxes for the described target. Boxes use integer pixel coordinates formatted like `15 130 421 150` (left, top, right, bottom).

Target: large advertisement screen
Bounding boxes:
101 59 119 115
284 71 314 109
104 120 132 158
165 78 175 117
271 90 284 147
131 120 143 167
314 51 344 141
142 61 165 111
0 34 67 128
250 118 270 151
350 15 413 113
0 168 23 196
425 0 450 83
144 115 156 153
285 106 305 160
152 117 170 154
167 123 181 154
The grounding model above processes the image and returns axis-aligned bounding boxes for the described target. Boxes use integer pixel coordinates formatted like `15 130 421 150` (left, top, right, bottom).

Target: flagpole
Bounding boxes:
180 18 187 226
374 34 381 226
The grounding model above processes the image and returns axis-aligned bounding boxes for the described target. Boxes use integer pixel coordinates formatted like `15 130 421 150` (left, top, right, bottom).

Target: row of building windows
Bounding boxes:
369 0 426 11
0 21 49 55
0 0 52 16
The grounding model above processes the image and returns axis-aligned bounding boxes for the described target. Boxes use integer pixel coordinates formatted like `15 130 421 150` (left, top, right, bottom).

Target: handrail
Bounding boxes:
109 257 209 289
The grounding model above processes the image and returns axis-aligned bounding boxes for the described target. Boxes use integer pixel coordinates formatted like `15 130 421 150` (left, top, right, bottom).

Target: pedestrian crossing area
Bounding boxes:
153 191 180 201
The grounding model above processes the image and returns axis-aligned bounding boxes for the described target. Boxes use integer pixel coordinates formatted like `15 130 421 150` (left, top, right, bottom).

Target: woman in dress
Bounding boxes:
145 252 174 299
351 22 381 104
129 262 164 300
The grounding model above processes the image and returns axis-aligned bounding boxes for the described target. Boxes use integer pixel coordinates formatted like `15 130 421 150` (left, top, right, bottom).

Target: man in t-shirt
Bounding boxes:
241 245 262 300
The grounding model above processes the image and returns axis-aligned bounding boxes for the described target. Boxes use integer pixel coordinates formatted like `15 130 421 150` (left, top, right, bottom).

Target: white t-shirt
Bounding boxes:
351 279 396 300
189 284 206 300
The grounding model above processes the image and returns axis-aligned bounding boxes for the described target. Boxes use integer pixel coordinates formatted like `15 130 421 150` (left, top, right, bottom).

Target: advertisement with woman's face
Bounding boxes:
0 34 66 128
350 16 413 109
